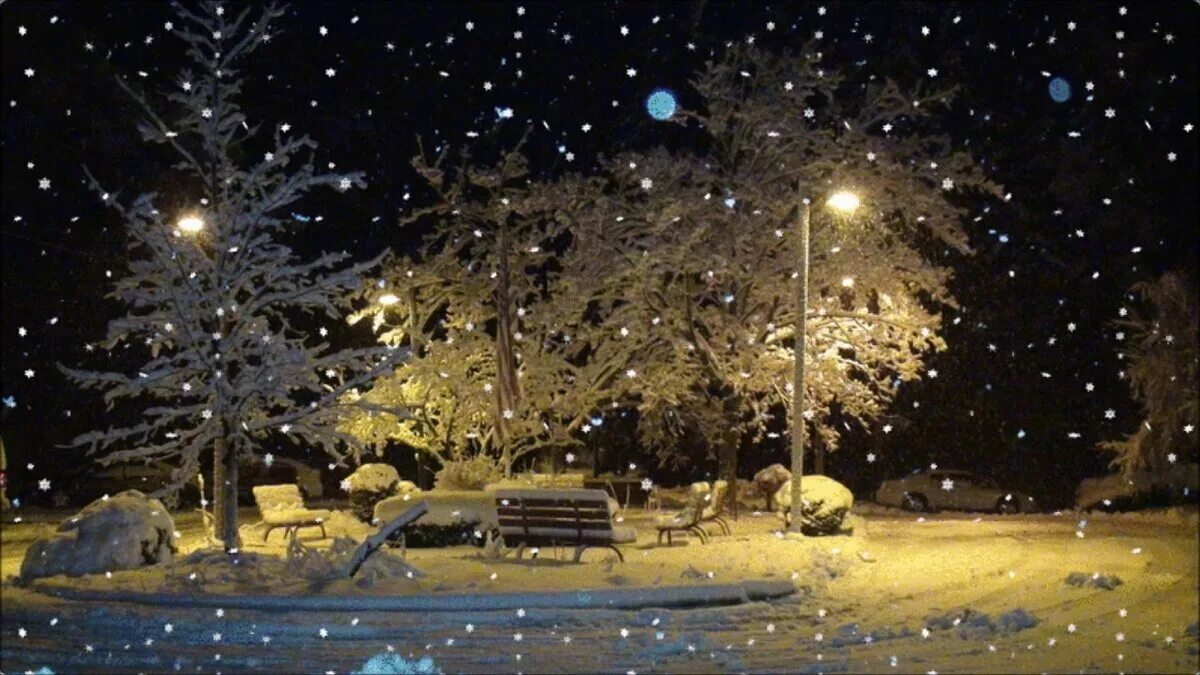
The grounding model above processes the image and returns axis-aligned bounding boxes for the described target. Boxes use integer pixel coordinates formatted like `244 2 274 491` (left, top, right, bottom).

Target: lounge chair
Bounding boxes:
252 484 331 542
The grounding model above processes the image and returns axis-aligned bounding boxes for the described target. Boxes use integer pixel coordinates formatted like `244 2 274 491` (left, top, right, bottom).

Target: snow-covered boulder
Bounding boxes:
773 475 854 535
347 463 416 522
754 463 791 510
19 490 176 581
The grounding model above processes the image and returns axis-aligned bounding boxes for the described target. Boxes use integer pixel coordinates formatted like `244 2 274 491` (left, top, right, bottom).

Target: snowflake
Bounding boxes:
882 424 893 433
264 453 275 467
319 627 328 638
201 108 213 118
1104 409 1115 419
625 369 637 378
340 478 352 492
941 478 954 491
280 424 292 433
928 369 938 378
339 177 352 190
640 177 653 190
565 453 576 464
641 478 653 491
38 478 51 492
325 68 336 77
38 177 50 190
866 453 876 463
941 177 954 190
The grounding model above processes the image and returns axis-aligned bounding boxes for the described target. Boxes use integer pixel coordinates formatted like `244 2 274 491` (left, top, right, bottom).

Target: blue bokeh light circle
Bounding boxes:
646 89 678 121
1048 77 1072 103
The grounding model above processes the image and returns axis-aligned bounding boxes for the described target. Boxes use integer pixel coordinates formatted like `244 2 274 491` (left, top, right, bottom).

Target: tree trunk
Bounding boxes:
814 434 825 476
494 223 521 478
718 394 741 518
211 433 241 551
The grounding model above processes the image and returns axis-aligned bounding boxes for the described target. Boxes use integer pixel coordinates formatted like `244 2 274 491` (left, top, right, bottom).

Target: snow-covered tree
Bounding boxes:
1100 271 1199 473
560 44 1001 489
60 2 406 549
342 135 626 477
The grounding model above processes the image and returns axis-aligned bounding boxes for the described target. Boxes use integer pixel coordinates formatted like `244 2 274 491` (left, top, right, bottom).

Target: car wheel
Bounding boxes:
996 498 1019 515
902 493 930 513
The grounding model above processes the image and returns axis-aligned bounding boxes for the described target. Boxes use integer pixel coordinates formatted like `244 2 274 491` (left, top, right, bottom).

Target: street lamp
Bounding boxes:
789 188 861 534
177 214 205 234
377 293 401 306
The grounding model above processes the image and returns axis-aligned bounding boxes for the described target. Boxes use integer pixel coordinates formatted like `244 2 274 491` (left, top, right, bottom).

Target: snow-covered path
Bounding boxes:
4 511 1198 673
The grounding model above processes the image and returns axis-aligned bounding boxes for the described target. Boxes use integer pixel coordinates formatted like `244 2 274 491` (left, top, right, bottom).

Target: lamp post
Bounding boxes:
789 189 860 534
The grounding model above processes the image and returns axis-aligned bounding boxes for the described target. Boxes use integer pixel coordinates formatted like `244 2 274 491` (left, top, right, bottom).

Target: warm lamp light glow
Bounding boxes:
177 215 205 234
841 276 855 288
378 293 401 306
825 191 861 214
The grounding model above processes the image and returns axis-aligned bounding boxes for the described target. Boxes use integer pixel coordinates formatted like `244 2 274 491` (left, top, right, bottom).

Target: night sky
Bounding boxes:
2 1 1197 507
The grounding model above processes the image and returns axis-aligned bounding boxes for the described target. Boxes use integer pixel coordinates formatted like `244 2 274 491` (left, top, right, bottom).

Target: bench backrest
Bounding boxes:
492 488 615 541
253 484 305 513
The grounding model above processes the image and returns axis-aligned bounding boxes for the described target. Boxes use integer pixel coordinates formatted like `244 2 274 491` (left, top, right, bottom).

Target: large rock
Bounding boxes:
754 464 792 510
773 475 854 535
347 463 419 523
20 490 176 581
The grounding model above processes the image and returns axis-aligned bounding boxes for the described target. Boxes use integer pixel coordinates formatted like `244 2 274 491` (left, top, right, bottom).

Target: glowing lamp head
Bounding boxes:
177 215 205 234
841 276 855 288
378 293 401 307
826 191 861 214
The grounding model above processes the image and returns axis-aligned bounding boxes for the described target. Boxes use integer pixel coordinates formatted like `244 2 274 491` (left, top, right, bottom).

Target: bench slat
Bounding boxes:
496 506 609 519
498 518 614 531
495 497 610 509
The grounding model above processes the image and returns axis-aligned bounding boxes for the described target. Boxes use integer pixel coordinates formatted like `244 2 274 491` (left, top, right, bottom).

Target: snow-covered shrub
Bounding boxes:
353 653 438 675
19 490 176 582
347 463 402 522
774 475 854 535
435 455 502 491
754 464 791 509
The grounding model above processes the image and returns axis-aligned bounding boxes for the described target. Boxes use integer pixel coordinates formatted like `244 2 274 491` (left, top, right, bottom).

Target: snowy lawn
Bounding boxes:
2 505 1197 673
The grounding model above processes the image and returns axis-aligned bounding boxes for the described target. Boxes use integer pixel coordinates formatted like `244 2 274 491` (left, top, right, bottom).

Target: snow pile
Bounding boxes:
1065 571 1123 590
773 475 854 535
353 653 438 675
347 463 417 522
284 536 421 587
925 608 1040 637
19 490 176 582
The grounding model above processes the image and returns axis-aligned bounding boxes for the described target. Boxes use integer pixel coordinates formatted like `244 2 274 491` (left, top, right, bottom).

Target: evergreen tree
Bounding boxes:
61 1 406 549
1100 272 1199 473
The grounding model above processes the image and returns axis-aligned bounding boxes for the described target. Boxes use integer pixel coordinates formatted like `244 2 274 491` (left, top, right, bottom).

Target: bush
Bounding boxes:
390 522 486 548
435 455 502 491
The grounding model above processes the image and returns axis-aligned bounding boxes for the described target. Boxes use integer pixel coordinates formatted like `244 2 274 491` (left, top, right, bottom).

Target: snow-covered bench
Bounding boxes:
252 484 331 542
493 488 635 562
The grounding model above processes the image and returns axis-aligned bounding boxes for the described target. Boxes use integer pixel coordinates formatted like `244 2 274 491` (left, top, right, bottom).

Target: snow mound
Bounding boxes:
19 490 176 582
353 653 438 675
774 475 854 535
925 607 1040 637
1065 571 1123 590
347 464 417 522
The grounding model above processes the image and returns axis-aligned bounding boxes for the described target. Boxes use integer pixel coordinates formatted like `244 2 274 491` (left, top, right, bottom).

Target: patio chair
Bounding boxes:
700 479 732 535
252 484 332 543
654 482 711 545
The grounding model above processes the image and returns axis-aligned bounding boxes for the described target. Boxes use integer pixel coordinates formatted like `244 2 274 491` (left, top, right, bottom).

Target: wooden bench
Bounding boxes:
252 484 332 543
492 488 636 562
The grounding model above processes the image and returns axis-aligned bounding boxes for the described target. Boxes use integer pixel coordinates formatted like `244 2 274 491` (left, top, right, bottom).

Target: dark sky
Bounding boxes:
2 1 1197 505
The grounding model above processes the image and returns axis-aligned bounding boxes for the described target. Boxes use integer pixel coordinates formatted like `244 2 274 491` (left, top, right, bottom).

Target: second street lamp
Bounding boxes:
789 188 861 534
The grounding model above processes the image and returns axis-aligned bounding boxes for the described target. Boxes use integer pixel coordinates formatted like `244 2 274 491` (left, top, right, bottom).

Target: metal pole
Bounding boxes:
789 197 811 534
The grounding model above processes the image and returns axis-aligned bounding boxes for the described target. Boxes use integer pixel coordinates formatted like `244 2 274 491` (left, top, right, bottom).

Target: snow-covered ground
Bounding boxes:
2 505 1197 673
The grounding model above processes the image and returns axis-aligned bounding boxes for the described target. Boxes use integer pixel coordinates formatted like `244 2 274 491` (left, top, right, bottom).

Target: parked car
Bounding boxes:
875 469 1038 514
1075 463 1198 511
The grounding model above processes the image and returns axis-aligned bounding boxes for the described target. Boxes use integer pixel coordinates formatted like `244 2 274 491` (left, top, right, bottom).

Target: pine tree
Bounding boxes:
1100 272 1199 473
61 1 406 550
